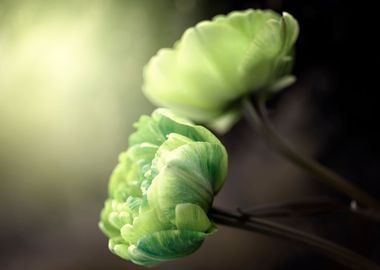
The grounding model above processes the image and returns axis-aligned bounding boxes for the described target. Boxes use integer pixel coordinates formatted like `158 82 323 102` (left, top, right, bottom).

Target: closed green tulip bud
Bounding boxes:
99 108 228 266
143 9 299 131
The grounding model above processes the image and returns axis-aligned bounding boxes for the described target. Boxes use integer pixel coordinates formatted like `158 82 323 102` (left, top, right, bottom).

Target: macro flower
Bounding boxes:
143 9 299 131
99 108 228 266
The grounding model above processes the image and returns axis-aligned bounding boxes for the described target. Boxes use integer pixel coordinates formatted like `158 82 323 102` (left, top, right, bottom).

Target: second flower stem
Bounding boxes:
210 207 380 270
241 96 380 209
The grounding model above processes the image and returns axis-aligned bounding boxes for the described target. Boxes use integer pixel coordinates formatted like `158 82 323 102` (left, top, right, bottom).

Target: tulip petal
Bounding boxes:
108 143 159 200
129 115 166 146
148 142 226 223
109 208 132 229
239 19 283 90
109 236 130 260
128 230 206 265
221 9 278 39
177 21 246 98
152 108 224 146
148 165 212 224
175 203 212 232
152 133 194 171
142 10 298 128
125 196 142 217
99 200 120 238
121 208 173 244
281 12 299 54
207 108 241 134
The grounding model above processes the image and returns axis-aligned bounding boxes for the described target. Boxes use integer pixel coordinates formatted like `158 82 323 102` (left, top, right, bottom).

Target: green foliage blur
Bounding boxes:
0 1 202 269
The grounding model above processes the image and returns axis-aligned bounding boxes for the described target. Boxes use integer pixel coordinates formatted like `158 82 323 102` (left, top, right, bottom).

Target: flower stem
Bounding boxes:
241 96 380 209
238 198 380 222
210 207 380 270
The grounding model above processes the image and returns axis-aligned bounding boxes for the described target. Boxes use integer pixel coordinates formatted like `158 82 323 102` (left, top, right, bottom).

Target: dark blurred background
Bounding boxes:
1 1 379 269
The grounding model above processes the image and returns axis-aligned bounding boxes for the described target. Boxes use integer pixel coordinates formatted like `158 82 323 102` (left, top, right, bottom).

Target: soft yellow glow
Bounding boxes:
0 0 199 211
0 1 155 191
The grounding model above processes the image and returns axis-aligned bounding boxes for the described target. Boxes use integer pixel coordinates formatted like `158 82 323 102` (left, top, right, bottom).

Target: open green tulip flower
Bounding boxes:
143 9 299 131
99 108 228 266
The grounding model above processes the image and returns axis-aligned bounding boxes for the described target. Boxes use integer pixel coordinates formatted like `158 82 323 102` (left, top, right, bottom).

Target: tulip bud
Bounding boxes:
143 9 299 131
99 108 228 266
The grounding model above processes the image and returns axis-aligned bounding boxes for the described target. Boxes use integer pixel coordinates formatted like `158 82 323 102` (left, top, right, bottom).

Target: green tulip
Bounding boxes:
143 9 299 131
99 108 228 266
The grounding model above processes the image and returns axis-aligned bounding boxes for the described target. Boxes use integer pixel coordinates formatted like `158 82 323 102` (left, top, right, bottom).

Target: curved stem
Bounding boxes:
237 198 380 222
210 207 380 270
241 96 380 209
239 198 349 218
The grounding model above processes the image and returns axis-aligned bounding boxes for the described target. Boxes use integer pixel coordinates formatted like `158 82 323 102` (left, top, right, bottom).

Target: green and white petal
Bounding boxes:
147 165 212 224
108 152 141 199
129 115 166 146
175 203 213 232
109 236 130 260
151 133 194 171
108 202 133 229
109 143 159 200
121 208 174 245
99 199 120 238
152 108 223 145
154 141 227 192
148 142 226 224
128 230 207 266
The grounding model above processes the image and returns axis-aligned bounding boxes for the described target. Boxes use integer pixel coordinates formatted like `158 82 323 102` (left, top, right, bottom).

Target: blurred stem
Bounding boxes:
237 198 380 223
241 96 380 209
210 207 380 270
